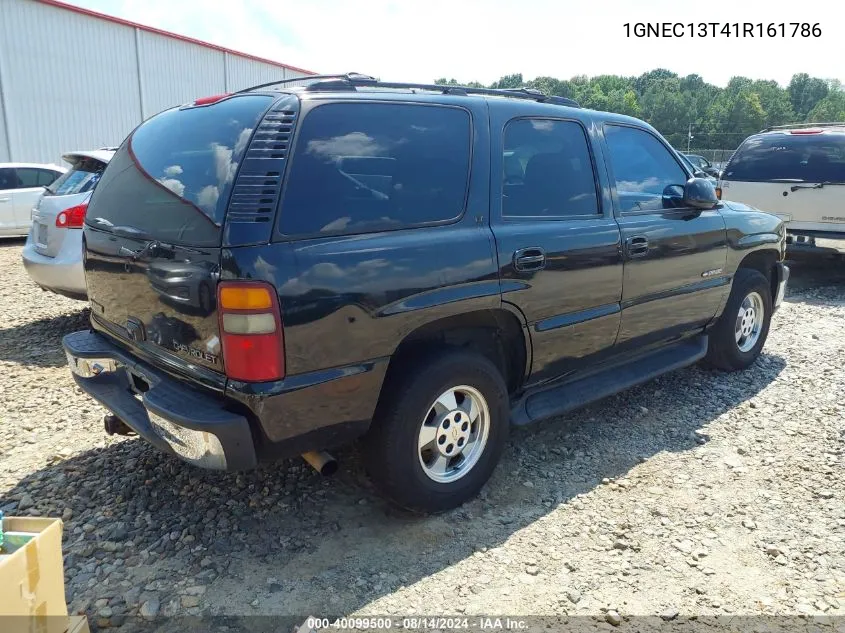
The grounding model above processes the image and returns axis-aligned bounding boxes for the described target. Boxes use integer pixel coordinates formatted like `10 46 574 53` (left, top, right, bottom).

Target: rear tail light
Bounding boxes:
55 201 88 228
715 187 722 200
217 281 284 382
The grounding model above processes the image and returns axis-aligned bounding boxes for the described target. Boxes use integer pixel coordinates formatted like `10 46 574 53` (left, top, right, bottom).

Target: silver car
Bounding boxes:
22 150 114 300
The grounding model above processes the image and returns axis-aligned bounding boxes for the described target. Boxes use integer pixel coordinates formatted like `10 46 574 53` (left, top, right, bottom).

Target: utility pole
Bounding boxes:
687 123 693 152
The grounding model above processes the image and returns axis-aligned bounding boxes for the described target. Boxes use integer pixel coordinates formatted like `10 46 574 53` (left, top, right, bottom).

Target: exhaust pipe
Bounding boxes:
301 450 338 476
104 414 136 436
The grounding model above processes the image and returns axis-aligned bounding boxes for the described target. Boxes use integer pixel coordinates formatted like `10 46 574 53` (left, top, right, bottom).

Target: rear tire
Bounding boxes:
365 349 509 514
705 268 772 371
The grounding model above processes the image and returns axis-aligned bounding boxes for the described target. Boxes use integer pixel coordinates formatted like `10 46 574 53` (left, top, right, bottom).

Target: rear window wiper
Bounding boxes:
790 181 845 192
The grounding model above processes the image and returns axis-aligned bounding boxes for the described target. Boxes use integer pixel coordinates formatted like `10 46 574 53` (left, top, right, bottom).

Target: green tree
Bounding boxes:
788 73 830 118
489 74 524 89
807 91 845 122
432 69 834 150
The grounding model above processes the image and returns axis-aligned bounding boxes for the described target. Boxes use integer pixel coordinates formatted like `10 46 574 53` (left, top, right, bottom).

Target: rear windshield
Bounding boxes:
85 95 273 246
47 159 105 195
724 132 845 182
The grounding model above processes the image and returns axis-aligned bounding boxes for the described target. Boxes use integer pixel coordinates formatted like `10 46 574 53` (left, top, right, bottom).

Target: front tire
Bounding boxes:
705 268 772 371
365 349 509 513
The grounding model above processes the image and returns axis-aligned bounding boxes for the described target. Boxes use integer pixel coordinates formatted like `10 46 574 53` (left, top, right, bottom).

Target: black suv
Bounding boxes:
64 74 789 513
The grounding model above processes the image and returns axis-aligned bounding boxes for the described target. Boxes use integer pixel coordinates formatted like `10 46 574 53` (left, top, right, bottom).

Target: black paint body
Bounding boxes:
75 88 785 466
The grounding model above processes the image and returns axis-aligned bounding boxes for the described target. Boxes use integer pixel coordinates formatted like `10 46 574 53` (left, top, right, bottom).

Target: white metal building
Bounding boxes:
0 0 314 164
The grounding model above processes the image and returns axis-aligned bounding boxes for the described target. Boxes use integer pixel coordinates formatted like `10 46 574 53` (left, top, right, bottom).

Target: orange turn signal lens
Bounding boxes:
219 286 273 310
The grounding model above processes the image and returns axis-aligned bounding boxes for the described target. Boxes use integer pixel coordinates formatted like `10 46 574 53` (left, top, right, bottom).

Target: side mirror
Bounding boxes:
683 177 719 209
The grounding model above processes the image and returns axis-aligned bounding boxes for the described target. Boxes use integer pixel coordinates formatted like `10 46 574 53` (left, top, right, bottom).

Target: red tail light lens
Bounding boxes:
55 202 88 228
217 281 285 382
194 93 231 106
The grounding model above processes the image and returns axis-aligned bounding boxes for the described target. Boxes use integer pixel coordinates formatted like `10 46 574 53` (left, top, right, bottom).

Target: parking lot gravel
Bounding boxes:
1 239 843 631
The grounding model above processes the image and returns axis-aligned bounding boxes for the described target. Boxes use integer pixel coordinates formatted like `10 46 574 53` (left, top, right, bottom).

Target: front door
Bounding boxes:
602 124 728 348
490 113 623 386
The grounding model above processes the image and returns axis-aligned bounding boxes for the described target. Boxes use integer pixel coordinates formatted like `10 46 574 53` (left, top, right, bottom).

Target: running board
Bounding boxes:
510 335 708 426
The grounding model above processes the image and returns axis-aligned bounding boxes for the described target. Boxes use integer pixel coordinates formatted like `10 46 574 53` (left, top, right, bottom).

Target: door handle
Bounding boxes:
625 235 649 258
513 247 546 272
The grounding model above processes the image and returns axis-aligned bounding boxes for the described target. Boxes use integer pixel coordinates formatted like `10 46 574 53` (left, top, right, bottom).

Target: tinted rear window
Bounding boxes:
279 103 471 236
86 95 272 246
724 132 845 182
48 159 104 195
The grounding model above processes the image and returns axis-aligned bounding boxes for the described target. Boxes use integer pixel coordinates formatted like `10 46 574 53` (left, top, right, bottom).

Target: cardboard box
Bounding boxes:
0 517 68 633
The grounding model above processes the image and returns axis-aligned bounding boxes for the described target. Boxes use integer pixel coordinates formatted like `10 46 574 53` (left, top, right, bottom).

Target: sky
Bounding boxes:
65 0 845 88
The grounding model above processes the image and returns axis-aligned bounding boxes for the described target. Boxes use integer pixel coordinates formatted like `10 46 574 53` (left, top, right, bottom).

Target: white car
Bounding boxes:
0 163 66 236
718 123 845 253
22 150 114 300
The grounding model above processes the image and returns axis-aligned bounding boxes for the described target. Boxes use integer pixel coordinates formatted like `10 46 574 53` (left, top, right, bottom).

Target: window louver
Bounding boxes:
227 102 298 225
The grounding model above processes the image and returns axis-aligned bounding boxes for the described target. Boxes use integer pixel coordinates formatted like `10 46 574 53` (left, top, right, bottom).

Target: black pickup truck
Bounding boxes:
63 75 788 513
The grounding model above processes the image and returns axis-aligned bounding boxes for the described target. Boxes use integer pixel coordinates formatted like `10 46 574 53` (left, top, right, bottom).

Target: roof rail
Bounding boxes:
297 75 581 107
760 121 845 132
233 73 378 94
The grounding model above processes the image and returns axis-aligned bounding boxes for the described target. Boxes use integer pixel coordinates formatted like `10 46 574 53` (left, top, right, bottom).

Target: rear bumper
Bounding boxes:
63 330 256 471
786 231 845 255
21 230 87 299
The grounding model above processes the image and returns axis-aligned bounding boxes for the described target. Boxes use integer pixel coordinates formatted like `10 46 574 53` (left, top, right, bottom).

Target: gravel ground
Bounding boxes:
1 240 843 631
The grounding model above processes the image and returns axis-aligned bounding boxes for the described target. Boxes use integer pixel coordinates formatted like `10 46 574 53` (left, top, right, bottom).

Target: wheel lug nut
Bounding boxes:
442 420 450 429
454 412 461 422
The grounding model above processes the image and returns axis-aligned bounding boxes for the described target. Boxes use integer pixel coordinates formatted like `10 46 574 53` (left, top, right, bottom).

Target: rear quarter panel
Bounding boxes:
223 96 501 445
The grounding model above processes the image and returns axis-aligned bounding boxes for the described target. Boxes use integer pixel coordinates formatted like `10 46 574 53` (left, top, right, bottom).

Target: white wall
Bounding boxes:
0 0 310 164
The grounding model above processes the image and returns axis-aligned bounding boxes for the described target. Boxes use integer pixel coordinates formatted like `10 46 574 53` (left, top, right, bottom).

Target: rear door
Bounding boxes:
603 123 728 349
490 111 623 385
82 94 276 378
720 130 845 232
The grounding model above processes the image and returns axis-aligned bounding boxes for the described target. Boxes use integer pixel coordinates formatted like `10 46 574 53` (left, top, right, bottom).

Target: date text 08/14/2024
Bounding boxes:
624 22 821 38
302 617 529 631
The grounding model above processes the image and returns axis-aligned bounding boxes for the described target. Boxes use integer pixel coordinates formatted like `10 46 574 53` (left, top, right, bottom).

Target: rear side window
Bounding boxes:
604 125 688 212
279 103 471 236
502 118 599 217
15 168 50 188
86 95 272 246
48 160 104 195
724 133 845 182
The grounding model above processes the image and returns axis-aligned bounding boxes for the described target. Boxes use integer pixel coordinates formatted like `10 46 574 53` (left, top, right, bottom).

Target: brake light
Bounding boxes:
789 128 823 134
55 202 88 228
193 93 231 106
217 281 284 382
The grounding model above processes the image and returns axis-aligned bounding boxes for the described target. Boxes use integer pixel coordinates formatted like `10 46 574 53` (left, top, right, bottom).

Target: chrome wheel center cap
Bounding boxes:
436 410 470 457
